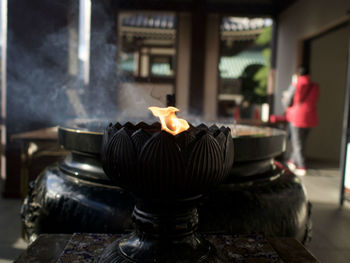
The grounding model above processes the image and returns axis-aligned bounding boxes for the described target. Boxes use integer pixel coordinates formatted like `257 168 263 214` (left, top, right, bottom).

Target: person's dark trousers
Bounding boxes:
289 123 311 168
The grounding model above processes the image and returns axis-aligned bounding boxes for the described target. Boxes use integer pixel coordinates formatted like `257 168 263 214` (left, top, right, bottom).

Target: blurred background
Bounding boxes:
0 0 350 262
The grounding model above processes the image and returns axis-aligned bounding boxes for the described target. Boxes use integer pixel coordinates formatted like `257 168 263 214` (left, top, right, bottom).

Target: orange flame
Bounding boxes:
148 106 189 135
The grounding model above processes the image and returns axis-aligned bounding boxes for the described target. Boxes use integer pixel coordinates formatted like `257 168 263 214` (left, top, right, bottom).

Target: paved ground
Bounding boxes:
0 198 27 263
0 162 349 262
302 163 350 263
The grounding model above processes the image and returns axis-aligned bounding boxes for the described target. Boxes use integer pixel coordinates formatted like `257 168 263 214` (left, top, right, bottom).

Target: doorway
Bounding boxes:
303 23 350 164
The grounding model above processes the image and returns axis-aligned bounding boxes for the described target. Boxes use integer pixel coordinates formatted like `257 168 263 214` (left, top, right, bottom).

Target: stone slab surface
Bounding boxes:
15 233 319 263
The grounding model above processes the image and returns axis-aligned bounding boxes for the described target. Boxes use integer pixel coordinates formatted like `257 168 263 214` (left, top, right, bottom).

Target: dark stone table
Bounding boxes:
11 126 67 198
15 233 319 262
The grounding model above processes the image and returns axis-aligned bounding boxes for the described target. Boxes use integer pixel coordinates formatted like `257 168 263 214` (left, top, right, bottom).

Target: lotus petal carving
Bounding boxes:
131 129 151 155
102 122 234 198
139 131 185 196
104 127 136 187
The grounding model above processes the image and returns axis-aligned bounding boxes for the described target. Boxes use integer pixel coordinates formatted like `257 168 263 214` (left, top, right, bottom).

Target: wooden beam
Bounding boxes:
114 0 295 16
303 15 350 41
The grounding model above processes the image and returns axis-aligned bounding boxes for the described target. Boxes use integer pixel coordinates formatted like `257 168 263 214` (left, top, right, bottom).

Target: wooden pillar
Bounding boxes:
340 40 350 205
175 12 191 113
203 14 219 121
189 7 206 115
268 19 278 114
0 0 7 184
78 0 91 85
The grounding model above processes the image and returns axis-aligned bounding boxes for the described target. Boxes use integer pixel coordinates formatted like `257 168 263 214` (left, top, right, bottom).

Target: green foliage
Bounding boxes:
253 48 270 98
241 64 266 104
255 26 272 46
261 48 271 64
254 67 268 96
251 26 272 102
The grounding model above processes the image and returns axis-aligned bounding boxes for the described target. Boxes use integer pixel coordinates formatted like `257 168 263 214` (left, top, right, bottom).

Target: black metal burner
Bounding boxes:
98 122 234 263
99 199 218 263
22 121 311 244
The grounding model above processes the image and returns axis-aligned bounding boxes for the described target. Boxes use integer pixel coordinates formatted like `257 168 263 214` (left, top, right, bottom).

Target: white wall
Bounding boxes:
275 0 350 114
117 82 174 119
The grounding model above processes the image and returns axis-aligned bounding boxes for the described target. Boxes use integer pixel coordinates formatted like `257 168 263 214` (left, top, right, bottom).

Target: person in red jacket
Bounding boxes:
286 67 319 176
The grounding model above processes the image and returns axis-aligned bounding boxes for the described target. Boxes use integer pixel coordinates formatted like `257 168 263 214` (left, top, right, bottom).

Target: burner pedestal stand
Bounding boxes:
99 198 216 263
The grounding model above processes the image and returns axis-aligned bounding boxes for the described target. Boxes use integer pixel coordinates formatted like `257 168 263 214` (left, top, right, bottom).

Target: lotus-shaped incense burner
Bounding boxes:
99 109 234 263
